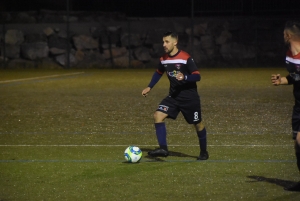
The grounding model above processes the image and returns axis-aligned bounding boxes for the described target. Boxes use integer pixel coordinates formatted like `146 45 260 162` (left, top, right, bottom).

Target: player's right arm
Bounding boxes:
271 74 288 86
142 70 163 97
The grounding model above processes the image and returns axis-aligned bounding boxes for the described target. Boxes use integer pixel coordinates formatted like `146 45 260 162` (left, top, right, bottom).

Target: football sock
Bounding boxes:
296 152 300 172
197 128 207 152
295 143 300 172
154 122 168 151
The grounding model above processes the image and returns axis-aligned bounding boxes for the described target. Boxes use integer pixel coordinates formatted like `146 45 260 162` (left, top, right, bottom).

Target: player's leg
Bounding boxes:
194 121 209 160
285 134 300 191
148 97 179 157
148 112 169 157
180 97 208 160
285 106 300 191
296 133 300 175
153 111 168 151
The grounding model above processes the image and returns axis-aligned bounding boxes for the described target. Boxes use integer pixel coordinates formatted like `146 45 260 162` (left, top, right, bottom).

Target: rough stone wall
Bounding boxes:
0 11 288 69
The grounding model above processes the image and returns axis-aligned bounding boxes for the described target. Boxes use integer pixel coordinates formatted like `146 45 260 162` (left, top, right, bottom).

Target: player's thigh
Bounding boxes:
156 96 180 120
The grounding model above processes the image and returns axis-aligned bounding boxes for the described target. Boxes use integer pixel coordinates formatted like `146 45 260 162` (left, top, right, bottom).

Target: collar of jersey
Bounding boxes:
168 50 181 58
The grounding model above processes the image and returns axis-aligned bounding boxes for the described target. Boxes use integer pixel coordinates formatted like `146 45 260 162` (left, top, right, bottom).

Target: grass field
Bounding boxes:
1 68 300 200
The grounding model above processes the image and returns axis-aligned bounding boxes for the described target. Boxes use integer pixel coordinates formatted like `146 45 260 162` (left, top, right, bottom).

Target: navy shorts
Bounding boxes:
156 96 202 124
292 105 300 140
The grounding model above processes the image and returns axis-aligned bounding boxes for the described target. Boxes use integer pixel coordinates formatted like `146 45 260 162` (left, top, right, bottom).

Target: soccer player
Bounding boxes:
271 20 300 191
141 31 208 160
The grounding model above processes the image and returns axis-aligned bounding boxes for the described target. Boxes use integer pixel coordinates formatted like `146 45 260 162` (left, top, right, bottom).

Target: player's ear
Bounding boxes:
285 30 293 39
173 39 178 46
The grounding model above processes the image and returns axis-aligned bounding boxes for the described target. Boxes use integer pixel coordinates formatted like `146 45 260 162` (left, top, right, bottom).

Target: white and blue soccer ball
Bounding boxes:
124 146 142 163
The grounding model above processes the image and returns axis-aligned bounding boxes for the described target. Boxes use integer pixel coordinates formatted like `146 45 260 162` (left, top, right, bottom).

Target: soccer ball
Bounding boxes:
124 146 142 163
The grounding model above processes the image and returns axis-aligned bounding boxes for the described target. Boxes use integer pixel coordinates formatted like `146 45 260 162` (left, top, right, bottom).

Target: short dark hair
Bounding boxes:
285 20 300 37
163 31 178 40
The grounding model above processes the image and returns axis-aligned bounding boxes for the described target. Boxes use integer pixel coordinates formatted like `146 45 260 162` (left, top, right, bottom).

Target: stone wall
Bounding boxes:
0 11 288 69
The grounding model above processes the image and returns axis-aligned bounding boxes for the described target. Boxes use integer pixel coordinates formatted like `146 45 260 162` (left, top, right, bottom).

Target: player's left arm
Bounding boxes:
176 57 200 82
184 71 200 82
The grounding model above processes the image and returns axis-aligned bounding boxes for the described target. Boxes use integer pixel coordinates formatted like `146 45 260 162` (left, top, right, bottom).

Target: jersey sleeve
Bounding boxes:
186 57 198 74
147 61 165 88
157 60 165 74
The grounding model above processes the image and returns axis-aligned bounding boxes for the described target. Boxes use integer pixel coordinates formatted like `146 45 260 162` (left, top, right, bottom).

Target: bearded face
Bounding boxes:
163 36 178 55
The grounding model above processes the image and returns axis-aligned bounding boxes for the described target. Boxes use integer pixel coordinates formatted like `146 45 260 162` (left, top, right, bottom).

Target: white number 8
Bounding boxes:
194 112 198 120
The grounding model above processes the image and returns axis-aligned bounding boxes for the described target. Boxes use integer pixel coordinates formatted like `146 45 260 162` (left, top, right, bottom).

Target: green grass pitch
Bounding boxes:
0 68 300 200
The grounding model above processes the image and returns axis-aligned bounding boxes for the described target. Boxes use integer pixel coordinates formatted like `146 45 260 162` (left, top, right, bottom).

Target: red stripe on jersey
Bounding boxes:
160 50 191 61
191 71 200 74
287 49 300 59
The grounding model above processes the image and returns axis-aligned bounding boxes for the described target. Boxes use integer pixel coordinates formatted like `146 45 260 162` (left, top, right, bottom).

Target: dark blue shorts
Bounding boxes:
156 96 202 124
292 105 300 139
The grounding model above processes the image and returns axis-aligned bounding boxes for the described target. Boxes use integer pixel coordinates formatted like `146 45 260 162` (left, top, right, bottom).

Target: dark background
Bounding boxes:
1 0 299 17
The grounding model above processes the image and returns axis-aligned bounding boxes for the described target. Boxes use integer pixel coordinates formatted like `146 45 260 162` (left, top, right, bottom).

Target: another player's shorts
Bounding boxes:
292 105 300 140
156 95 202 124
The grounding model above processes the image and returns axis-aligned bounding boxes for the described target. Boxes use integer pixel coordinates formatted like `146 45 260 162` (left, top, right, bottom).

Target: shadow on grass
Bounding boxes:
247 175 297 189
141 148 197 162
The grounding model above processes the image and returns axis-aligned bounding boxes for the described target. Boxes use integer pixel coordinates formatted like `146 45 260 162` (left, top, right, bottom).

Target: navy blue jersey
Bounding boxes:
285 50 300 105
157 50 200 99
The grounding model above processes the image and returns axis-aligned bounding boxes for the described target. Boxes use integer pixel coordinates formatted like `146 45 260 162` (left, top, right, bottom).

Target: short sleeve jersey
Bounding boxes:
157 50 200 99
286 49 300 105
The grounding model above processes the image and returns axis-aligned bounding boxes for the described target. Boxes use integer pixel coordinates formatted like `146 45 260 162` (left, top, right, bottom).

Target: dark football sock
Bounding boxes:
154 122 168 151
197 128 207 152
295 143 300 172
296 152 300 172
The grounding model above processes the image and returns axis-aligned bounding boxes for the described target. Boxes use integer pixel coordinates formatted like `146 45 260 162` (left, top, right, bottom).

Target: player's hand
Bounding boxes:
176 72 184 81
271 74 281 86
142 87 151 97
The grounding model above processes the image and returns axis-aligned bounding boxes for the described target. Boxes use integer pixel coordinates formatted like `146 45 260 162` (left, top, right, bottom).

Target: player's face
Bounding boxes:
163 36 177 55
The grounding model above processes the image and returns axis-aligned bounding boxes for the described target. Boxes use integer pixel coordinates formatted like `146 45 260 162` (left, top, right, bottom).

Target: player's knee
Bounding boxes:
296 132 300 146
153 111 159 120
195 121 205 131
153 111 167 123
295 132 300 153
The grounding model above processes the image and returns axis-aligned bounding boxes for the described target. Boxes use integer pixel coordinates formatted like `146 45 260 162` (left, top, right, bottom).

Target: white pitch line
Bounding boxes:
0 72 85 83
0 144 293 147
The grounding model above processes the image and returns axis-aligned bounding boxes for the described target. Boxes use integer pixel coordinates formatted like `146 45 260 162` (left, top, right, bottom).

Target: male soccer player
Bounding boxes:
271 20 300 191
141 31 208 160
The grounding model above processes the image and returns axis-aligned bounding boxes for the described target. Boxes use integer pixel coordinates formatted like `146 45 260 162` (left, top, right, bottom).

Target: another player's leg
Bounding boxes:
194 121 209 160
285 132 300 191
148 111 169 157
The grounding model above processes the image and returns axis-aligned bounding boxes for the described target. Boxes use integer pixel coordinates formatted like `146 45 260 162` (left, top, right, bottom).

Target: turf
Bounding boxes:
0 68 300 200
